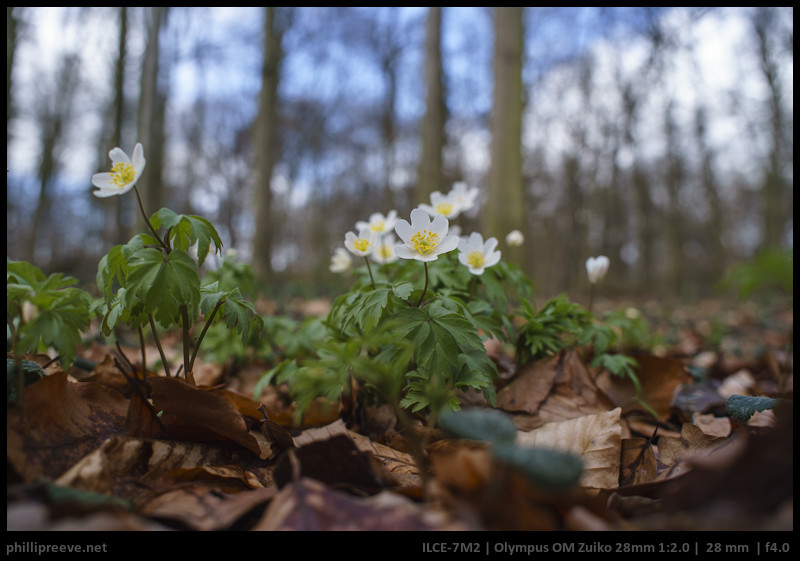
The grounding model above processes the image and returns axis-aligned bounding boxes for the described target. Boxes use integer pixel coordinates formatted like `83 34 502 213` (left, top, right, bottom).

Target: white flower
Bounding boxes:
394 208 459 262
505 229 524 247
586 255 610 284
450 182 480 214
91 143 146 198
330 247 352 273
344 227 378 257
356 211 398 236
371 234 399 265
418 190 460 219
458 232 501 275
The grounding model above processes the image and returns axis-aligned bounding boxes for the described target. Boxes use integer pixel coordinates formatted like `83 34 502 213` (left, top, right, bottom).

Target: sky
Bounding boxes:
8 6 792 252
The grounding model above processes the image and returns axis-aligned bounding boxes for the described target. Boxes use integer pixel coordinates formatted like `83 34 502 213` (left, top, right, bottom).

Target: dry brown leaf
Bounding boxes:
139 486 276 531
272 434 389 493
148 376 280 459
252 477 466 531
595 353 691 420
292 419 421 487
495 353 560 414
497 350 617 430
55 435 273 508
7 372 129 481
620 437 659 486
515 407 622 493
656 422 729 474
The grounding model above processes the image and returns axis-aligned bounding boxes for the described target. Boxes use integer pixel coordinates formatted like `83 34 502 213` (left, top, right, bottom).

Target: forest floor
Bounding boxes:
6 295 792 546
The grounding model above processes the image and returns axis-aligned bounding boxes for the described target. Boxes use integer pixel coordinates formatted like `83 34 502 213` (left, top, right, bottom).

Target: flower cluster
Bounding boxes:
334 182 508 278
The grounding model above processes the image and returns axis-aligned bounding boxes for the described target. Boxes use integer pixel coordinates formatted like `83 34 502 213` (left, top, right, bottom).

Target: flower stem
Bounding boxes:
180 304 192 383
149 314 171 378
364 256 376 290
188 297 224 373
133 184 167 250
417 262 429 308
588 283 596 315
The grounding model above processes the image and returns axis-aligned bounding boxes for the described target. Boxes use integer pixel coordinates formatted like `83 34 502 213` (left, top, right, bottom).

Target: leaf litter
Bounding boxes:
6 298 792 534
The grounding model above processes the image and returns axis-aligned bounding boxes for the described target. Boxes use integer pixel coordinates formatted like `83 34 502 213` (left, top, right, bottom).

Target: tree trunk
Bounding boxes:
7 7 18 139
106 6 129 247
416 6 446 205
137 6 168 229
485 7 525 267
753 7 790 250
252 6 285 282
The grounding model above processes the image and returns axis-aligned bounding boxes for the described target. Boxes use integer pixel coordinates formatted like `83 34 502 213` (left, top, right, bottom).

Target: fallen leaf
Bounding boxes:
515 407 622 493
252 477 466 531
7 372 128 481
55 434 273 508
139 485 276 531
148 376 280 459
619 437 659 486
595 353 691 420
497 350 617 429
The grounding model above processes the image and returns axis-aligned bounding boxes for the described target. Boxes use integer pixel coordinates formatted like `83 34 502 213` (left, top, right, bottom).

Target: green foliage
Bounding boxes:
515 294 592 364
726 394 780 423
260 249 529 419
718 247 793 298
202 252 260 299
6 358 46 403
94 207 261 379
439 409 583 491
7 259 92 368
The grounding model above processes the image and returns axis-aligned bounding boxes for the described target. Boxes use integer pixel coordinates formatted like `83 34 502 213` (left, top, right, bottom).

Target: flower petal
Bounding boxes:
429 214 449 238
108 147 131 166
436 234 460 255
91 172 115 189
409 207 431 229
394 245 418 260
394 219 413 244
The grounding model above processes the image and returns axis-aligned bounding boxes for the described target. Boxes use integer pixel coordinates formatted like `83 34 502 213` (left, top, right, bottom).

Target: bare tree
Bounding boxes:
485 7 526 267
24 54 81 264
137 6 169 228
752 7 792 249
252 7 290 282
416 6 447 204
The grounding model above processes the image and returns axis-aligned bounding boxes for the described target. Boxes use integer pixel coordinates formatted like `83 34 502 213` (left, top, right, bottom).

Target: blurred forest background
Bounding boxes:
6 7 793 301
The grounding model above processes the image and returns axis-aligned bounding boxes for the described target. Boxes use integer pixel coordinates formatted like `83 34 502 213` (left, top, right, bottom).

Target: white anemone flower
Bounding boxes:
344 227 378 257
586 255 610 284
418 190 460 219
458 232 501 275
91 143 146 198
356 211 398 236
505 229 524 247
394 208 459 262
371 234 399 265
449 182 480 214
329 247 353 273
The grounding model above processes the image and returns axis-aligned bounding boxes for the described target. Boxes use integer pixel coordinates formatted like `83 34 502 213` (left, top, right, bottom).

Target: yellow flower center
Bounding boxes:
110 162 135 187
467 251 485 269
411 230 439 254
435 202 453 216
354 238 371 252
378 244 394 259
370 220 385 232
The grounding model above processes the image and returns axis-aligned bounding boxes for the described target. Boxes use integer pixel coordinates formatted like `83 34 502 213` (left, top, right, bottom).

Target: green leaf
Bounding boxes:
392 281 414 300
151 208 224 267
726 394 779 423
493 444 583 491
126 248 200 326
438 409 517 445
